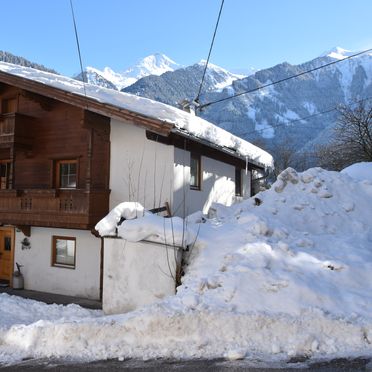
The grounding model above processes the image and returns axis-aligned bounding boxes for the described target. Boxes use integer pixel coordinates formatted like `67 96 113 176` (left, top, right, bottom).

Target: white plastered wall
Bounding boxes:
109 119 174 211
173 148 251 216
14 227 101 300
103 238 180 314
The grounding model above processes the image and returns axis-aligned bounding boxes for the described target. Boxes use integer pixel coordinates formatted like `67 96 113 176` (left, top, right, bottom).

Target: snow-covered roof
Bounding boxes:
0 62 273 168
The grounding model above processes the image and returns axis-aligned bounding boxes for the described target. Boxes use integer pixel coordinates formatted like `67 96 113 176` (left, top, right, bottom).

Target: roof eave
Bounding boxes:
0 70 174 136
172 127 267 170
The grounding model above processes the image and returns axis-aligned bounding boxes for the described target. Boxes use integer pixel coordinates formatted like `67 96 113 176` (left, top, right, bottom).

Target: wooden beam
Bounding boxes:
16 225 31 237
20 90 55 111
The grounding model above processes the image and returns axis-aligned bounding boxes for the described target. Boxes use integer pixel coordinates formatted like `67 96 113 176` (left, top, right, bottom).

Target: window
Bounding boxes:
235 167 242 196
56 160 77 189
52 236 76 268
0 161 10 190
190 153 201 190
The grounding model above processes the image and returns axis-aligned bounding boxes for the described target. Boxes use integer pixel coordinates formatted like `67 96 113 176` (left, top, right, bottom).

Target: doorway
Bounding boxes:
0 227 14 287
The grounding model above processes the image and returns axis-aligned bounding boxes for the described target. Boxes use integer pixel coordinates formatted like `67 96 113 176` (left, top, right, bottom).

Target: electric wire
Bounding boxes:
240 96 372 137
195 0 225 104
198 48 372 110
69 0 87 98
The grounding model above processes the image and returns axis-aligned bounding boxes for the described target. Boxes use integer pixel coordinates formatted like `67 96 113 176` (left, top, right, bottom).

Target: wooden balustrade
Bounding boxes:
0 188 109 229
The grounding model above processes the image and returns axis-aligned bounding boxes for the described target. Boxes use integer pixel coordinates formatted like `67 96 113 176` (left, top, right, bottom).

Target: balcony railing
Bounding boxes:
0 188 109 229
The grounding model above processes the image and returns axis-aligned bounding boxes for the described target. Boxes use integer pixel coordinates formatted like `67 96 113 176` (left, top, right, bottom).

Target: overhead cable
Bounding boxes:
195 0 225 104
69 0 87 98
198 48 372 110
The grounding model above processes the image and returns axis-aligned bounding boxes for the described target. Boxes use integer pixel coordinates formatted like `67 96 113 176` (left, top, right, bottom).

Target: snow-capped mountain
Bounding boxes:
122 60 246 107
125 53 180 80
320 46 355 60
123 47 372 168
75 53 181 90
74 67 118 90
197 60 245 91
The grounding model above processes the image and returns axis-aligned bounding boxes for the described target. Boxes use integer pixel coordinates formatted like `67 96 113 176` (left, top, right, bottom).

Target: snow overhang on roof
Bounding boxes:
0 62 274 169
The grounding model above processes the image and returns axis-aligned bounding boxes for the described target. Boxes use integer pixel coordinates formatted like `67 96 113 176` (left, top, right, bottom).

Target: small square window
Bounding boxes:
190 153 201 190
52 236 76 268
56 160 77 189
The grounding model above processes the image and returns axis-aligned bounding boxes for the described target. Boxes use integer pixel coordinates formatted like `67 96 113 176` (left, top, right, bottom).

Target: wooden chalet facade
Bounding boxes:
0 63 271 300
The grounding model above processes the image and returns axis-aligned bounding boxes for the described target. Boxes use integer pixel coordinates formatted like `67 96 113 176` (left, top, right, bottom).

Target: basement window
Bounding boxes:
190 153 201 190
52 236 76 268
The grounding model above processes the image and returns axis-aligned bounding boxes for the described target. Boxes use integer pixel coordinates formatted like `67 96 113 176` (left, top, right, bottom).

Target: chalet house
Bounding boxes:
0 62 273 301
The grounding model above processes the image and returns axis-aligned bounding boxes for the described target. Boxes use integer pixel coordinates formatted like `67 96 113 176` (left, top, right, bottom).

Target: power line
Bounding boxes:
198 48 372 110
195 0 225 104
69 0 87 98
239 96 372 137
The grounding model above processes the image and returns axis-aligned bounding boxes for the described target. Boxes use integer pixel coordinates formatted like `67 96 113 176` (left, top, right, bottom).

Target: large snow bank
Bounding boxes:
0 62 273 167
1 167 372 364
341 162 372 182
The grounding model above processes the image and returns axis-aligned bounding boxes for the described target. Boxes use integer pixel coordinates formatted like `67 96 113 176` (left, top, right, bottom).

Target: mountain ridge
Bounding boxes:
3 48 371 170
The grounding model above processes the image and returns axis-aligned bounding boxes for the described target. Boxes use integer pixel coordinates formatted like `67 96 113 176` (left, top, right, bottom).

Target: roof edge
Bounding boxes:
0 69 174 136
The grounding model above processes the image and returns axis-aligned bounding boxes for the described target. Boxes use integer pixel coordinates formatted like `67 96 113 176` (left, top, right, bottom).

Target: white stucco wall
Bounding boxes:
103 239 180 314
173 148 252 216
14 227 101 300
109 119 174 211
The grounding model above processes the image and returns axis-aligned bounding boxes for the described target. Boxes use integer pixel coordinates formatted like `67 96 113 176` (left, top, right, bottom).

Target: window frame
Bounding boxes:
51 235 76 269
235 167 242 196
55 159 78 189
190 152 201 190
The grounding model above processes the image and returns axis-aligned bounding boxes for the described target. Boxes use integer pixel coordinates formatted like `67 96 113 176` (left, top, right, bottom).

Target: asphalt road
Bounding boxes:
0 357 371 371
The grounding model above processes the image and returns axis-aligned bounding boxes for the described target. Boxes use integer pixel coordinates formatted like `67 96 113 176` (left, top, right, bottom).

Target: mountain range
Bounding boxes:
2 48 371 169
73 48 372 169
74 53 181 90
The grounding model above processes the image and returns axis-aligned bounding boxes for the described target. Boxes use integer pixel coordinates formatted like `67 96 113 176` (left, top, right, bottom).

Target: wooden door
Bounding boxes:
0 228 14 283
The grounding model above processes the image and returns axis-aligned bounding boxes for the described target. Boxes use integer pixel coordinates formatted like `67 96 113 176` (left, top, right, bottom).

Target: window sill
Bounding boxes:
52 263 75 270
190 186 201 191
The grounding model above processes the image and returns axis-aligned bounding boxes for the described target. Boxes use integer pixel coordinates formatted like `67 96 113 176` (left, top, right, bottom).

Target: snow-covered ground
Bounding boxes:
1 166 372 365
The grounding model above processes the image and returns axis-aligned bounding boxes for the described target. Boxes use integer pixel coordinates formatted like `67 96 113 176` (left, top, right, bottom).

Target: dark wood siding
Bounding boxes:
0 83 110 230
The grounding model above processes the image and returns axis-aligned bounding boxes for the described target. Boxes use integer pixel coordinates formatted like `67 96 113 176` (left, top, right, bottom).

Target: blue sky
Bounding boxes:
2 0 372 76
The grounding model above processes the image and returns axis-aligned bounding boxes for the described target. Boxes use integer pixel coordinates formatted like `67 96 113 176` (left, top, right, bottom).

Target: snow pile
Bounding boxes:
341 162 372 182
0 293 101 329
1 167 372 363
95 202 197 247
178 167 372 318
0 62 273 168
95 202 147 236
118 214 197 247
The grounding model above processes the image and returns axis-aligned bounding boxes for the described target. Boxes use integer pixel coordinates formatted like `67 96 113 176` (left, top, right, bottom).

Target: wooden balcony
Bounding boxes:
0 113 33 149
0 188 109 230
